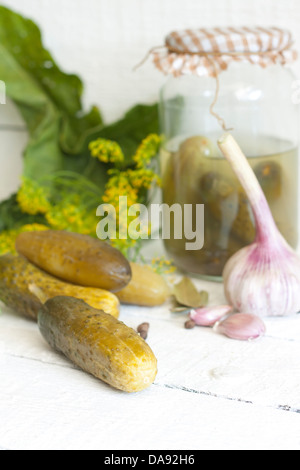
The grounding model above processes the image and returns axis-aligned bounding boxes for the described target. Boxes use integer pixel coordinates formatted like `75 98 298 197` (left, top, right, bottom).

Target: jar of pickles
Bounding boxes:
152 26 299 279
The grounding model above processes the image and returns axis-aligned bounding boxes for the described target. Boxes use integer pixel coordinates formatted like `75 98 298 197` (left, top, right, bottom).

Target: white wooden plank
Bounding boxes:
1 245 300 450
1 295 300 414
0 354 300 450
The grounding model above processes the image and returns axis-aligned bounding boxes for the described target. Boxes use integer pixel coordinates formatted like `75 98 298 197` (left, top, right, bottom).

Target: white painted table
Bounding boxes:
1 0 300 452
1 269 300 451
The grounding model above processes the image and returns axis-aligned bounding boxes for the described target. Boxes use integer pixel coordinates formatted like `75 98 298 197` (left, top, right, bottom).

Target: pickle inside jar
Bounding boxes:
161 134 297 278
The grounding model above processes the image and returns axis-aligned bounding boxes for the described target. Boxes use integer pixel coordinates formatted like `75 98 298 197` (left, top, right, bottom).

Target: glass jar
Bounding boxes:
159 59 299 280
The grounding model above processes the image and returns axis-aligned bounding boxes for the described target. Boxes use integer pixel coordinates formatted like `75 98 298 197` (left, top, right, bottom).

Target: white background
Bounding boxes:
1 0 300 200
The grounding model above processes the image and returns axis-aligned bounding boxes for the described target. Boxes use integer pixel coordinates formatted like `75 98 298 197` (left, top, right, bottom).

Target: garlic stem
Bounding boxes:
218 133 283 245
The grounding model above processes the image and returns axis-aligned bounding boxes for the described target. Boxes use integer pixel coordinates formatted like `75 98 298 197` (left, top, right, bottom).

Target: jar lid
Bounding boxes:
151 26 297 77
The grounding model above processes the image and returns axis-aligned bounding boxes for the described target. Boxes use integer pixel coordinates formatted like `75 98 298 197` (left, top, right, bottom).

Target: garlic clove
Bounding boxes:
190 305 232 326
214 313 266 341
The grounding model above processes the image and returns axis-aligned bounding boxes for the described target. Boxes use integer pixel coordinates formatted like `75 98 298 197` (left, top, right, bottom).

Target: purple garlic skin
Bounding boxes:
190 305 232 326
215 313 266 341
223 226 300 318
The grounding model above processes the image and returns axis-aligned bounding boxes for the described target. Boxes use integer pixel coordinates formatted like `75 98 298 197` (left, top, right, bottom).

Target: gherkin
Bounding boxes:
0 254 120 320
38 296 158 392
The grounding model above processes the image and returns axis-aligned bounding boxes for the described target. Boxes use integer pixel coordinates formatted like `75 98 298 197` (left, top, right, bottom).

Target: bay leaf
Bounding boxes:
170 307 192 314
173 277 208 308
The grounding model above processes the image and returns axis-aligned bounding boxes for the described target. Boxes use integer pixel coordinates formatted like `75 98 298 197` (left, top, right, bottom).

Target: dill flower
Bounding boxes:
133 134 161 169
100 171 141 255
102 171 139 209
128 168 161 190
89 138 124 165
0 229 18 255
90 133 162 258
17 178 50 215
0 224 49 256
151 256 177 275
19 224 49 233
46 201 97 235
110 236 138 256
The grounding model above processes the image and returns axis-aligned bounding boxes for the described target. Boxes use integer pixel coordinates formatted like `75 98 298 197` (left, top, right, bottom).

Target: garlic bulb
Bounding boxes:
218 133 300 317
214 313 266 341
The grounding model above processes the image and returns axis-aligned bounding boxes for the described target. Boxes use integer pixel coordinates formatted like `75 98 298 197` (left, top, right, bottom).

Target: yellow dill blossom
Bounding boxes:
20 224 49 233
46 202 97 235
17 178 50 215
100 172 140 255
151 256 177 275
133 134 161 169
89 138 124 164
91 134 161 258
0 224 49 256
104 179 138 234
0 229 18 255
109 236 138 256
128 168 161 190
102 171 139 210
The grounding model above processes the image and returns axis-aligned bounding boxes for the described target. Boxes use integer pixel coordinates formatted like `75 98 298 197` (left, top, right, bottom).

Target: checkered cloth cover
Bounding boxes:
152 26 297 77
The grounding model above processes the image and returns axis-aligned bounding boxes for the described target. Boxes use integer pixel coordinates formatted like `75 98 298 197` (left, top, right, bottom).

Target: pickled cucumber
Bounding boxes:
38 297 158 392
116 263 170 306
0 254 120 320
200 163 283 245
161 133 295 277
200 172 255 244
15 230 131 292
254 161 282 200
174 136 216 203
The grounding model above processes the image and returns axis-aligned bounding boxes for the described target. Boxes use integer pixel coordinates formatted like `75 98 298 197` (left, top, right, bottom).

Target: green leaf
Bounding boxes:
92 103 159 167
65 103 160 189
0 6 160 233
0 5 102 178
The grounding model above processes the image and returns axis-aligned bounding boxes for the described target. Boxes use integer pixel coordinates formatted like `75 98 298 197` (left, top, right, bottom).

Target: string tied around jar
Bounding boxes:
134 27 297 132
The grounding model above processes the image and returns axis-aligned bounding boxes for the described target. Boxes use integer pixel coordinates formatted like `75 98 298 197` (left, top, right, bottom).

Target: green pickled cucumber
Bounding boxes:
0 254 120 320
0 254 41 320
173 136 217 203
161 135 285 276
15 230 132 292
200 171 255 244
200 162 283 245
254 161 282 200
38 296 158 393
162 154 176 207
